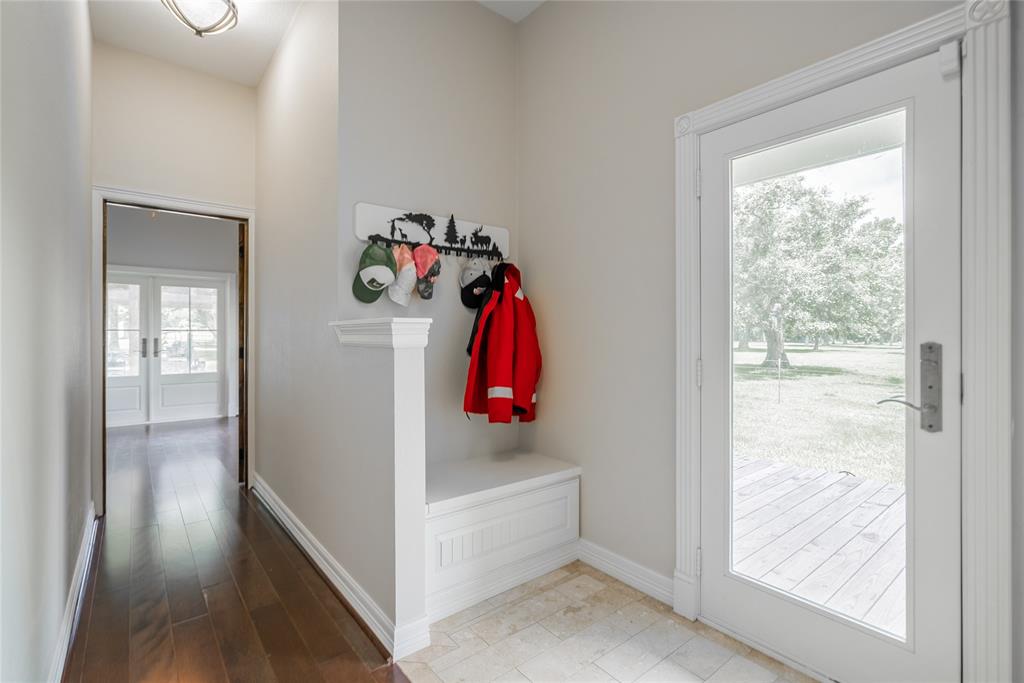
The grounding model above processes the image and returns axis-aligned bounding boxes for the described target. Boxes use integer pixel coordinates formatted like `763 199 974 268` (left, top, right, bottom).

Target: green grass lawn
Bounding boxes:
733 343 906 484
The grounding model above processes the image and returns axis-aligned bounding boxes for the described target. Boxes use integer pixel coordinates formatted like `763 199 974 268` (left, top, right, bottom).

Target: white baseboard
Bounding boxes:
251 474 685 663
577 538 675 607
48 503 98 683
426 540 579 624
251 475 400 657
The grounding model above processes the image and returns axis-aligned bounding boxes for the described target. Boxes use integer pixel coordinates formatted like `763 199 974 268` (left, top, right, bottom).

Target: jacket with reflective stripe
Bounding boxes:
463 264 541 423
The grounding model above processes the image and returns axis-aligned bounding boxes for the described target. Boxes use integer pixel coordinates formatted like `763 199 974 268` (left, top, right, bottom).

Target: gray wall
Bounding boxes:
253 0 519 622
338 1 520 465
0 0 93 679
107 204 238 273
515 0 957 578
255 0 402 617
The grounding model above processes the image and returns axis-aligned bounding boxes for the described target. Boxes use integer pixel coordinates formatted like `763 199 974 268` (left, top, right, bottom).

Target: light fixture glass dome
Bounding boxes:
160 0 238 37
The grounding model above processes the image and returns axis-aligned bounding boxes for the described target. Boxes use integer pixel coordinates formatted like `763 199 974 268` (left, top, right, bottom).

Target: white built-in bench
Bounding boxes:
425 452 581 622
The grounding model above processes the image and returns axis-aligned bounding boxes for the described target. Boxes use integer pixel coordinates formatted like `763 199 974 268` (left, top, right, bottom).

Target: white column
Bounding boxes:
330 317 432 659
961 2 1013 681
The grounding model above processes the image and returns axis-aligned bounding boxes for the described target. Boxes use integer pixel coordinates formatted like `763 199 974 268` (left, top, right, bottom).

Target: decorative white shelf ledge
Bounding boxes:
329 317 432 349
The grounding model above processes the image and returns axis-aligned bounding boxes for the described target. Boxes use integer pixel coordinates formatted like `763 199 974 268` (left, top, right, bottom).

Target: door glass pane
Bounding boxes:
107 283 140 330
730 110 907 639
106 330 140 377
190 287 217 331
106 282 141 378
160 331 189 375
190 331 217 373
160 286 190 330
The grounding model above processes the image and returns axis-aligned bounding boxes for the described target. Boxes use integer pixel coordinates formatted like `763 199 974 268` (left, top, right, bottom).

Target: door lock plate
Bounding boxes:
920 342 942 433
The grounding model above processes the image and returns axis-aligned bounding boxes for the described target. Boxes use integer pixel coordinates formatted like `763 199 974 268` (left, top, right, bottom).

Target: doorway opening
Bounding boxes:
101 199 250 517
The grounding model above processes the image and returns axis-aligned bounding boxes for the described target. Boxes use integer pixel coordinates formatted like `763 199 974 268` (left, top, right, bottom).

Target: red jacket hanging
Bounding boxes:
464 264 541 423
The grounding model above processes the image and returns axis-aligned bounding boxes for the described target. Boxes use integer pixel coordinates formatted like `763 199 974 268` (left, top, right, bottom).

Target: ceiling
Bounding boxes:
479 1 543 23
89 0 300 87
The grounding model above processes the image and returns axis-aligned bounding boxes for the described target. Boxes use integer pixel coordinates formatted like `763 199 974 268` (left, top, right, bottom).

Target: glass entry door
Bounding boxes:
149 278 226 423
106 276 149 426
105 270 228 426
698 49 960 682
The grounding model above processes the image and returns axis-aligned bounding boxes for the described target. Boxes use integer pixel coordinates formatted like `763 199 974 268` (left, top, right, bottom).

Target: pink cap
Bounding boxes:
413 245 439 279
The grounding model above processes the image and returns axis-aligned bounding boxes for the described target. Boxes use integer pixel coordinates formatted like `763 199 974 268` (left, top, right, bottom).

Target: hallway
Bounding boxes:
63 419 400 683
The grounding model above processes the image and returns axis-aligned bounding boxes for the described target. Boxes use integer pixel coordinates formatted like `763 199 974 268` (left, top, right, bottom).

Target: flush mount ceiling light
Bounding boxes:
160 0 238 37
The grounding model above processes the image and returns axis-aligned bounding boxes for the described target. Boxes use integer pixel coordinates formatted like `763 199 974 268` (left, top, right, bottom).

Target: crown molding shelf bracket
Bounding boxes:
328 317 433 659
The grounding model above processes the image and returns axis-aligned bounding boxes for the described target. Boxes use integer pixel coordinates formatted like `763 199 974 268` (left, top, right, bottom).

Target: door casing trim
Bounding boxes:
91 185 258 512
673 3 1013 681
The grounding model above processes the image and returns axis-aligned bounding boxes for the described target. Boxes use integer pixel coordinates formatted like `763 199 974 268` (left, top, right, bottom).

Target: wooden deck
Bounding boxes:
731 457 906 638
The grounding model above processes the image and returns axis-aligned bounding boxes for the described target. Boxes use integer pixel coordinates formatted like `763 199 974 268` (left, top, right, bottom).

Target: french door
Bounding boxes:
698 49 960 681
106 271 228 426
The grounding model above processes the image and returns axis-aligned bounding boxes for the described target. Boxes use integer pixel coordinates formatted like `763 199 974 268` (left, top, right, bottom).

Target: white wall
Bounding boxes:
515 0 956 578
0 1 93 679
338 1 519 465
1012 7 1023 680
255 0 518 623
92 41 256 208
254 0 406 616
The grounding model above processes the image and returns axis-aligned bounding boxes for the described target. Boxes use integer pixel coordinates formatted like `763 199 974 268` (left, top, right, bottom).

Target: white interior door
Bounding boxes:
698 49 960 682
151 278 226 423
106 275 149 426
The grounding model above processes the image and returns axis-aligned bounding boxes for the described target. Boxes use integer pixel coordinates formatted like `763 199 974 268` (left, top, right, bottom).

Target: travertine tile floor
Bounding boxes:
400 561 815 683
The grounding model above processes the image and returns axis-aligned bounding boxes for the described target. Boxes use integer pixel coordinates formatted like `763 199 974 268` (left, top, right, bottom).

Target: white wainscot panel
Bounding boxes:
107 386 141 412
426 479 579 601
160 381 218 407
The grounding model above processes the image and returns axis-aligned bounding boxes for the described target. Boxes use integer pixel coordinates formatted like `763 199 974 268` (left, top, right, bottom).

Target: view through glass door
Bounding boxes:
105 270 229 426
699 49 960 682
106 276 149 426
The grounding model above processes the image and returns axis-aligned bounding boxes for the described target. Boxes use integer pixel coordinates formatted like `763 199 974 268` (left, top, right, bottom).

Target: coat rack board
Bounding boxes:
354 202 510 261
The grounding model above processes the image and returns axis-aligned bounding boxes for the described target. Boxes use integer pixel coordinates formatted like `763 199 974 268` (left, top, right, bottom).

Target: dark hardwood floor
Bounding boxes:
63 418 409 683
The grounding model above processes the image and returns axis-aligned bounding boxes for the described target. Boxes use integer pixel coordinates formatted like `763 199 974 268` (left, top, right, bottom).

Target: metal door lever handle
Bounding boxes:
876 397 936 413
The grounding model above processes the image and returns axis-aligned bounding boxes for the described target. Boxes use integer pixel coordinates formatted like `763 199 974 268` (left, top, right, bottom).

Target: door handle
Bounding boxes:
876 397 935 413
141 337 147 358
153 336 160 357
876 342 942 433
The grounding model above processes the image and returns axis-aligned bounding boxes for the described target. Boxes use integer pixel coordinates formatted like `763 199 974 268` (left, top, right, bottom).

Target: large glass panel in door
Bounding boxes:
729 111 907 639
159 285 219 376
106 282 142 377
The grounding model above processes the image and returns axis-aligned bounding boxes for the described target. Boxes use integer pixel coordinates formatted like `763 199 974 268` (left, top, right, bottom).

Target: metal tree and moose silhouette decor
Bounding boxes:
354 202 508 261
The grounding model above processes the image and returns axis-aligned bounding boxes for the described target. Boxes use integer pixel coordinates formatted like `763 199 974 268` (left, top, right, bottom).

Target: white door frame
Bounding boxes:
91 185 257 515
673 3 1012 681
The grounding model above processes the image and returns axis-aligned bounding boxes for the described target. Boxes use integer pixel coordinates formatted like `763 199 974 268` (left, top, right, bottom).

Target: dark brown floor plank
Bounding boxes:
177 485 210 524
159 521 208 624
204 581 277 683
296 565 388 671
245 527 349 663
186 519 233 588
130 525 163 581
172 615 229 683
66 419 390 683
95 528 132 595
80 587 130 683
250 602 324 683
128 570 176 683
320 652 377 683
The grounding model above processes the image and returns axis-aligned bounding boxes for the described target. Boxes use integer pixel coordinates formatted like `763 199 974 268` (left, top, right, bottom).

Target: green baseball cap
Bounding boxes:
352 244 398 303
